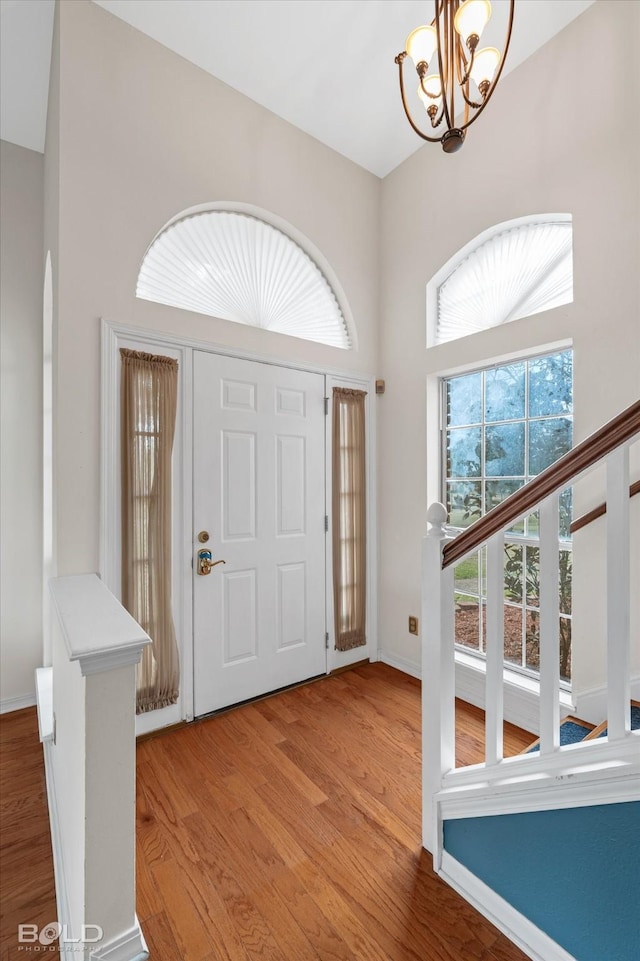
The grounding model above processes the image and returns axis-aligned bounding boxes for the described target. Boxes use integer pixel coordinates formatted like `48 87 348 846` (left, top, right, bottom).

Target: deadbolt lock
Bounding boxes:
197 530 210 543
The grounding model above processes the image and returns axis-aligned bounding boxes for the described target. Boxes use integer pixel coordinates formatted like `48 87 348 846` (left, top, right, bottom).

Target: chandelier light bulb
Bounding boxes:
454 0 492 49
406 25 438 72
470 46 501 91
394 0 514 152
418 75 443 109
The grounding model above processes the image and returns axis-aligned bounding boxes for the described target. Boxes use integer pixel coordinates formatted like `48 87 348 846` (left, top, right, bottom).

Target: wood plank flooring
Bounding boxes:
0 707 58 961
137 663 533 961
0 663 534 961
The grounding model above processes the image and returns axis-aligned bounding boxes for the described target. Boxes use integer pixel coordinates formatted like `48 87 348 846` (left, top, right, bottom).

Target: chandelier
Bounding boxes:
395 0 514 153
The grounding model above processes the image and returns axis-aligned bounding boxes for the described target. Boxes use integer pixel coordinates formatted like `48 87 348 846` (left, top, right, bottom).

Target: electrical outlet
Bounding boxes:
408 616 419 635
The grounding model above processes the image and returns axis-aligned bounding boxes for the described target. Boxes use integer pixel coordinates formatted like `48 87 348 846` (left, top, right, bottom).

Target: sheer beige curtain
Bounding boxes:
120 349 180 714
332 388 367 651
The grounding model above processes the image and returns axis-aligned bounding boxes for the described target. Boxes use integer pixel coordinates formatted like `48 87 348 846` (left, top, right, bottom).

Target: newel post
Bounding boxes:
422 503 455 863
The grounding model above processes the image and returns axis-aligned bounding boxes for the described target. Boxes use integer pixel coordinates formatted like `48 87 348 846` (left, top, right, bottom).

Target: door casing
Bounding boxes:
101 319 377 735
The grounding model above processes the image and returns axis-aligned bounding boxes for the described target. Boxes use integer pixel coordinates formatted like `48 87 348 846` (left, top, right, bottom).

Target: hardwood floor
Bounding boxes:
136 663 533 961
0 664 534 961
0 708 57 961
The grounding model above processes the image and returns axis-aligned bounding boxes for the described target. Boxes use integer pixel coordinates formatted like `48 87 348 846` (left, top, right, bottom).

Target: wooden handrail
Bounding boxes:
442 399 640 569
570 479 640 534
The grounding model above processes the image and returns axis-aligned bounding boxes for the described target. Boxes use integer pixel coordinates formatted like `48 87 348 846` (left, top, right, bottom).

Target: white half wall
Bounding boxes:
0 139 44 708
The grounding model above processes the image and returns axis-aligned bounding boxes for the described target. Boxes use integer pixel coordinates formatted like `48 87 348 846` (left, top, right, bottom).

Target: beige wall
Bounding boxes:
0 140 45 706
48 0 638 700
53 0 380 575
378 0 640 694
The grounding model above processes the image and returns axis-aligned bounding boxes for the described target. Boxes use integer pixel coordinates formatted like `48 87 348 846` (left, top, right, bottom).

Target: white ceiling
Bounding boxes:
1 0 595 176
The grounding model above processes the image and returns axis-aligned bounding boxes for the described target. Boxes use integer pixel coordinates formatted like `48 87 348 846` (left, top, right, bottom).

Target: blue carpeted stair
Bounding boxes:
523 701 639 754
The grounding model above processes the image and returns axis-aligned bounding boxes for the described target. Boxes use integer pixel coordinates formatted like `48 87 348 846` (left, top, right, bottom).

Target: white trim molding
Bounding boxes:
41 738 72 961
439 851 577 961
574 676 640 726
35 666 54 741
49 574 150 676
90 917 148 961
0 692 37 714
379 651 421 680
377 647 573 733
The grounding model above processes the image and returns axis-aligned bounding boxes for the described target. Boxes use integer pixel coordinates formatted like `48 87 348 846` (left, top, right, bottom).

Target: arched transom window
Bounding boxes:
428 215 574 347
137 209 352 349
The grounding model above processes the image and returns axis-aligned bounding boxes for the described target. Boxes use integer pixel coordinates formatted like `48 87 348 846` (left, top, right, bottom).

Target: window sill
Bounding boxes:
454 649 575 732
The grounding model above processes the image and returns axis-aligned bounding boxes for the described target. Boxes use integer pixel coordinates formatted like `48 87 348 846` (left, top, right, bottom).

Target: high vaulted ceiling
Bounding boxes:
1 0 595 176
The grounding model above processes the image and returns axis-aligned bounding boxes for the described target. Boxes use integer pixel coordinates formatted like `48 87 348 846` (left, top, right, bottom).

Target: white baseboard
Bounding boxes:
575 676 640 725
41 738 73 961
0 692 37 714
90 918 148 961
378 648 555 734
378 651 421 680
439 851 576 961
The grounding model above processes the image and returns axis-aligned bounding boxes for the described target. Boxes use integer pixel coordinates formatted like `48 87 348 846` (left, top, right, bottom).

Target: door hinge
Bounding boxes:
324 396 329 415
325 632 329 649
325 515 329 532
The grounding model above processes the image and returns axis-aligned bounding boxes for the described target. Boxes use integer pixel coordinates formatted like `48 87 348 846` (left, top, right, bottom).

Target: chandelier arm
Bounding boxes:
459 36 471 126
435 0 453 131
461 91 484 110
456 0 515 133
395 54 447 144
459 40 475 87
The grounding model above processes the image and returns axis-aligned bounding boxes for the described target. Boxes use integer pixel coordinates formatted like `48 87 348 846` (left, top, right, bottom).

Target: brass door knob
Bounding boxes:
197 550 226 575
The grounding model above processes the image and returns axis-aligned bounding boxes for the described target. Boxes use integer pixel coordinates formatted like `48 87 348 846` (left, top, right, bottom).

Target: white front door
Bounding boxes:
193 352 327 715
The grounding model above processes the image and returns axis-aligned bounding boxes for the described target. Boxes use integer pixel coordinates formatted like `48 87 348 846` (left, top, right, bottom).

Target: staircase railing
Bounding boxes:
422 399 640 861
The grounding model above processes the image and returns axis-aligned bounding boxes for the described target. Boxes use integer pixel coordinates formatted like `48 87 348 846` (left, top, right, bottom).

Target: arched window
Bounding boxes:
136 206 353 349
427 215 573 347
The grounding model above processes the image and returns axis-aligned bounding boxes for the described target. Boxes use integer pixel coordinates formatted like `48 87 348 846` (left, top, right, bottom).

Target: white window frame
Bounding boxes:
440 347 574 690
426 212 573 349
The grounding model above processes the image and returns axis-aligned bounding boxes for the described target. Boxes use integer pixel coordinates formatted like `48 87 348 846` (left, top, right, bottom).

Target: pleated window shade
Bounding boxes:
120 349 180 714
435 220 573 346
332 388 367 652
137 210 350 349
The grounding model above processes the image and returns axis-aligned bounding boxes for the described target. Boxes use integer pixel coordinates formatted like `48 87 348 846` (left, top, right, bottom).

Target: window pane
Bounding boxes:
485 479 525 533
455 595 481 653
525 609 540 673
447 481 482 528
528 350 573 417
525 546 540 609
560 617 572 681
559 549 572 615
559 488 573 539
529 417 572 475
485 422 525 476
447 372 482 426
485 363 525 422
504 544 524 604
454 552 480 598
504 604 523 669
447 427 481 478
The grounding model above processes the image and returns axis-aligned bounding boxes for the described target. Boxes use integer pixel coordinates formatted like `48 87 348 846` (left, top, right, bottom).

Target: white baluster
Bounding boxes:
485 533 504 766
607 446 631 740
539 493 560 754
422 502 455 862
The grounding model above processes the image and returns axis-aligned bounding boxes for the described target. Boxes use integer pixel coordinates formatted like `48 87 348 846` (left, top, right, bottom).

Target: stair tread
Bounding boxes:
523 716 595 754
521 701 640 753
582 700 640 741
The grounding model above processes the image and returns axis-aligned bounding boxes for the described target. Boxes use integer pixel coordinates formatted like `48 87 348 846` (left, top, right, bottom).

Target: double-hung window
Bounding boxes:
442 348 573 682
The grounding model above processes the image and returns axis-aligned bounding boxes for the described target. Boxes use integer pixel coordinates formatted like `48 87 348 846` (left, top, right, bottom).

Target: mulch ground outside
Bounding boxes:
455 603 571 680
